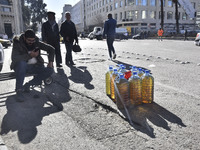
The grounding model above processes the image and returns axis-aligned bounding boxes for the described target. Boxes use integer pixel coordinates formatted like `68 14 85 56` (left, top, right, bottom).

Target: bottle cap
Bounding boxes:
133 72 137 75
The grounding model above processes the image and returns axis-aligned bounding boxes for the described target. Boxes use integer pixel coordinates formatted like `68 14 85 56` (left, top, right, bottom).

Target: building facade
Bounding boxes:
0 0 23 38
82 0 200 34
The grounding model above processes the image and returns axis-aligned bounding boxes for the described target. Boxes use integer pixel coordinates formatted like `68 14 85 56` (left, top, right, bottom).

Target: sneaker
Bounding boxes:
113 54 116 59
16 90 25 102
23 83 31 93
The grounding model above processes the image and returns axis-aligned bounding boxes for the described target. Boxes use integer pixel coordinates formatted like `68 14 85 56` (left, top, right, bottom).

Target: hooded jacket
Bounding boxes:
10 34 55 70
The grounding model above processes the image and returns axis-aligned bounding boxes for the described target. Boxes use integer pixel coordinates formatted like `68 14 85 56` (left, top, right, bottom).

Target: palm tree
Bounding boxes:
160 0 164 29
173 0 179 34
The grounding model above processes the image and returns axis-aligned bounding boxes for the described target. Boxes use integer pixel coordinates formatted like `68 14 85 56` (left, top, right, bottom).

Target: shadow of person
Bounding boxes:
0 89 61 144
68 66 94 90
119 102 186 138
45 68 71 104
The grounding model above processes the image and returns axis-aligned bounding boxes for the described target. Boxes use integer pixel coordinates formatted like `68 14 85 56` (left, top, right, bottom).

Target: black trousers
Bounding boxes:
48 42 62 65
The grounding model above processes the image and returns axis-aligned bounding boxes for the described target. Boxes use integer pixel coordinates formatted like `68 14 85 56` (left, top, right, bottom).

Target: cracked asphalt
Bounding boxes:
0 38 200 150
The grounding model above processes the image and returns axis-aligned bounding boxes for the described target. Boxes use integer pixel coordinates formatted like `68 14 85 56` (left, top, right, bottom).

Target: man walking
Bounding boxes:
42 11 62 67
11 29 55 102
103 13 117 60
60 12 78 66
157 28 164 41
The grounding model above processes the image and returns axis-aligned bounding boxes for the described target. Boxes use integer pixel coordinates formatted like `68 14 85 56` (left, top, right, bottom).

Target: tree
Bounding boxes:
173 0 179 34
22 0 47 32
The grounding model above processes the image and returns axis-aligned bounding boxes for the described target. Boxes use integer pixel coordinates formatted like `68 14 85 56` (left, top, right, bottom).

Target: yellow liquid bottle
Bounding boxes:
141 70 154 103
106 66 113 96
116 74 130 110
110 69 118 102
129 72 142 105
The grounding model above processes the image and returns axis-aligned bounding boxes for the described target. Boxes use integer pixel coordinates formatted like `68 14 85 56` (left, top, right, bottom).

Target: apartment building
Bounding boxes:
83 0 200 34
0 0 23 38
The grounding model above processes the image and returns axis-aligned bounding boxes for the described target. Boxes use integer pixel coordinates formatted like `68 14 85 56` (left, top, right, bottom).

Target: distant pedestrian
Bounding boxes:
42 11 62 67
103 13 117 60
157 28 164 41
60 12 78 66
184 29 188 41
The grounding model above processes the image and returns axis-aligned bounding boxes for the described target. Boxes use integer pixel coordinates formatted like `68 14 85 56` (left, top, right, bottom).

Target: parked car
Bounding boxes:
194 32 200 46
0 38 11 48
132 33 142 39
0 43 4 72
88 32 94 40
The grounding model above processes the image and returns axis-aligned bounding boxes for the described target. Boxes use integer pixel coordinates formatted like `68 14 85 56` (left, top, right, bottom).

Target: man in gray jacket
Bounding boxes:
11 29 55 102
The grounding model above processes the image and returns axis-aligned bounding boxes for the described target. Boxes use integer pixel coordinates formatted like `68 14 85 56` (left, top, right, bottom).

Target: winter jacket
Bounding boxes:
42 21 60 44
10 34 55 70
103 18 117 37
60 20 78 44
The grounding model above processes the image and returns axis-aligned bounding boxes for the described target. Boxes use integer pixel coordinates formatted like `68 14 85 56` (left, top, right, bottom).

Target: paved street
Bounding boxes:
0 38 200 150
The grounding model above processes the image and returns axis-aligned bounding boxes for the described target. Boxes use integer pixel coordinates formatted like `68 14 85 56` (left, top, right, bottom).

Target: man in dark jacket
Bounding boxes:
103 13 117 60
60 11 78 66
42 11 62 67
11 29 55 102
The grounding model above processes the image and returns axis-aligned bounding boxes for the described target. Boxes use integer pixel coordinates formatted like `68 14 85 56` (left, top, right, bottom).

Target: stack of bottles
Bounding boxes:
105 65 154 109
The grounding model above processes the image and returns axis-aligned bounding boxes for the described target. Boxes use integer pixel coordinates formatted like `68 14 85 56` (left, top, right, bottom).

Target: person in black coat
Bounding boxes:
60 11 78 66
42 11 62 67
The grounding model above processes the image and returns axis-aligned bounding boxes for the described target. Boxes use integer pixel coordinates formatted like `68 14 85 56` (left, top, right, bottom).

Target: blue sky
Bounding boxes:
43 0 80 21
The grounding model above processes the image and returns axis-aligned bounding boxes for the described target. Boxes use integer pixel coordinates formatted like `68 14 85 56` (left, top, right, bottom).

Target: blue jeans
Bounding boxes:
14 61 54 91
64 42 73 64
106 36 115 58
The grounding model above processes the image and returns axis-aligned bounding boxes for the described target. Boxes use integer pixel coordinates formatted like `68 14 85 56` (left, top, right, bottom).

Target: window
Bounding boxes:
135 10 138 19
0 0 11 5
159 0 165 7
159 11 165 19
167 11 173 19
106 6 108 12
120 12 122 20
115 13 118 20
182 12 187 20
168 0 173 7
120 1 123 7
127 0 134 6
135 0 139 5
150 0 156 6
142 10 147 19
141 0 147 6
115 2 118 9
150 11 156 19
127 11 134 20
2 7 11 12
110 4 112 11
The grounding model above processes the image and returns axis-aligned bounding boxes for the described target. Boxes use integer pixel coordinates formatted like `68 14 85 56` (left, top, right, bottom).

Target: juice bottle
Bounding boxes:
141 70 154 103
129 72 142 105
137 68 144 77
119 66 127 75
110 69 118 102
106 65 113 96
116 74 130 110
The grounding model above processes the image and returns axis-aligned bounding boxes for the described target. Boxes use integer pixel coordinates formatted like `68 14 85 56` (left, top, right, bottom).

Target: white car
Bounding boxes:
194 32 200 46
0 43 4 72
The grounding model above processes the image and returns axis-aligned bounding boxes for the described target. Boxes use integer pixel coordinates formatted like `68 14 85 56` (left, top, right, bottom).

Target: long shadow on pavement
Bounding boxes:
110 60 186 137
119 102 186 138
68 66 94 90
0 69 71 143
0 89 62 144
